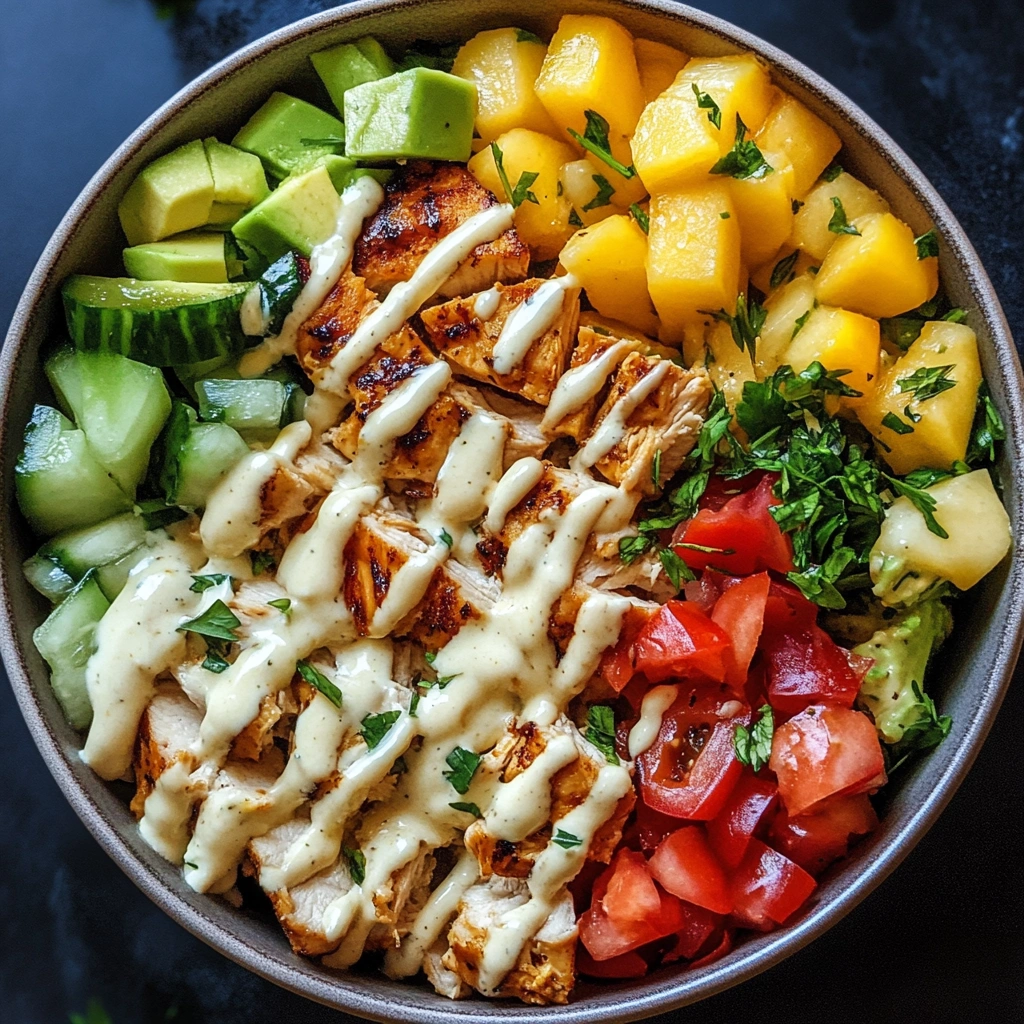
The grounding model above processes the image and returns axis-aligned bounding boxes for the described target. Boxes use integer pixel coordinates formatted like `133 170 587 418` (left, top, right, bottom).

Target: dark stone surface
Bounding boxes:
1 2 1021 1021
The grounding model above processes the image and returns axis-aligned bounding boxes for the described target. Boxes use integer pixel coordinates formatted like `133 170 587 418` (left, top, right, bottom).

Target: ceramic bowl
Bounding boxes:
1 2 1021 1020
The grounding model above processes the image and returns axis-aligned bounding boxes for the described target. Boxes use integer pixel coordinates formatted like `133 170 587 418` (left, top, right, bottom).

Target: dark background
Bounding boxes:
1 1 1022 1021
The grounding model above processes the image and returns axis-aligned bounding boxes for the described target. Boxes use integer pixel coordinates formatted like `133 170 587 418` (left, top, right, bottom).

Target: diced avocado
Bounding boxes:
344 68 476 162
232 165 341 261
118 140 215 245
310 36 396 115
123 231 229 283
203 138 270 225
232 92 345 180
314 154 394 192
854 598 953 745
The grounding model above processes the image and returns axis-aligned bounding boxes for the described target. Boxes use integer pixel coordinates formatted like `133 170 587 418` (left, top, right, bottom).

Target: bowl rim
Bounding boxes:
2 1 1022 1020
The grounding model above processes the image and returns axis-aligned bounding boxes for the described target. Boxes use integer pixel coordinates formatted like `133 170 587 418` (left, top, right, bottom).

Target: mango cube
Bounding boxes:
757 272 818 375
469 128 575 260
729 154 796 267
755 93 841 198
559 213 658 334
684 55 774 148
646 183 741 341
750 247 818 295
634 38 689 103
783 305 881 403
705 320 756 409
857 320 982 475
451 28 558 144
790 171 889 260
815 212 938 318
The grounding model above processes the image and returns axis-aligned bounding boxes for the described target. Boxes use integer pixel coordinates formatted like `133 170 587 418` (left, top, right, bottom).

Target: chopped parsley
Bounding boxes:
914 228 940 259
720 211 731 219
881 411 915 435
888 681 953 772
444 746 481 794
709 115 773 180
897 364 956 403
734 704 774 772
202 652 230 674
516 28 544 43
438 528 453 548
586 705 619 765
449 801 483 817
360 710 401 749
178 600 240 641
822 164 843 182
691 83 722 129
567 109 636 178
791 309 812 340
396 40 460 73
189 573 232 593
568 207 584 227
702 294 767 360
267 597 291 616
296 659 343 708
250 550 276 576
884 474 949 539
490 142 540 209
552 828 583 849
967 383 1006 463
629 202 650 234
343 845 366 885
409 691 420 717
792 198 805 214
827 195 860 235
424 651 437 666
770 251 800 290
659 547 694 589
582 173 615 211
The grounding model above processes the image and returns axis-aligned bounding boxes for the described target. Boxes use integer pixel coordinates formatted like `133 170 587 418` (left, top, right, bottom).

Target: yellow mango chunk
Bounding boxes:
815 212 939 318
783 305 881 402
729 154 796 267
857 320 982 475
634 38 689 103
685 55 775 148
559 214 658 334
755 93 841 198
559 158 619 227
750 247 819 295
757 272 818 375
790 171 889 260
646 183 741 341
451 28 558 144
468 128 575 260
705 320 756 409
535 15 646 208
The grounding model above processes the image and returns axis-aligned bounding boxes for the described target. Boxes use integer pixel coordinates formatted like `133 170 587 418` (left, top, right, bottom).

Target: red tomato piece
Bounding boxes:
711 572 771 687
576 945 649 979
648 826 733 914
762 579 819 635
637 692 748 820
769 793 878 875
634 799 682 852
604 849 661 926
632 601 733 684
729 839 817 929
770 705 886 816
599 604 656 692
689 927 735 968
764 625 872 715
683 571 724 612
673 473 794 576
706 772 779 869
663 902 722 962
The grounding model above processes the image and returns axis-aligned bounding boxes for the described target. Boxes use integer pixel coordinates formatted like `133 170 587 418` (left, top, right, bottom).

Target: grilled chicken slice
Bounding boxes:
230 691 285 762
364 848 437 952
466 385 549 469
424 938 472 1000
419 278 580 405
442 877 577 1005
296 268 379 376
353 161 529 298
585 354 712 496
131 683 202 818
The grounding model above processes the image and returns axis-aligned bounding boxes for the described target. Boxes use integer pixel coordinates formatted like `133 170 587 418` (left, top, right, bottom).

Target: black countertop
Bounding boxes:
1 2 1021 1021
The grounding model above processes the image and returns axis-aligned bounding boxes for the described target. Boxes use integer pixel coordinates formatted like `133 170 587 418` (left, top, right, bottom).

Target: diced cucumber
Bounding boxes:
174 353 234 398
259 251 304 336
23 554 76 604
196 378 290 433
136 499 189 530
43 346 172 495
94 548 147 601
158 401 248 507
16 405 132 537
62 275 250 367
33 571 110 730
123 231 230 283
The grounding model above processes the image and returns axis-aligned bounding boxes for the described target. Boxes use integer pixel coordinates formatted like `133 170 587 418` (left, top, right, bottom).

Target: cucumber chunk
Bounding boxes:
23 555 76 604
38 512 148 599
197 378 289 433
62 275 250 367
33 571 110 730
259 251 304 336
44 346 172 495
158 401 248 507
16 405 132 537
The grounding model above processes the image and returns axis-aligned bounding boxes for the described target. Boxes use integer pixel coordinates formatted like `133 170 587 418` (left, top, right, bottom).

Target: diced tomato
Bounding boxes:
762 579 819 635
599 604 656 692
637 691 748 820
689 927 735 968
578 850 686 960
683 571 723 612
769 793 878 875
632 601 733 684
770 705 886 816
633 799 682 852
706 772 779 869
699 474 749 512
729 839 817 929
711 572 771 687
604 849 661 925
577 945 649 979
648 826 732 914
663 902 722 962
672 473 794 576
763 625 872 715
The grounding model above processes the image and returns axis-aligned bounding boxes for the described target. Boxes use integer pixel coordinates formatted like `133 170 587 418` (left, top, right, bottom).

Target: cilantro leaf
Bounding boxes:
567 109 636 178
516 28 544 43
490 142 540 208
822 164 843 182
733 704 774 772
884 474 949 538
360 710 401 749
691 83 723 129
444 746 481 794
343 845 366 884
791 309 812 339
914 228 940 259
619 532 654 565
178 599 240 641
709 115 773 180
296 659 343 708
568 207 583 227
396 40 460 72
770 251 799 290
438 528 453 548
202 651 230 673
967 382 1006 464
629 202 650 234
582 173 615 212
702 294 767 359
267 597 291 616
586 705 619 765
827 195 860 235
552 828 583 849
189 573 232 593
449 801 482 817
250 550 276 575
424 651 437 666
897 364 956 403
881 411 915 435
899 681 952 751
659 546 694 589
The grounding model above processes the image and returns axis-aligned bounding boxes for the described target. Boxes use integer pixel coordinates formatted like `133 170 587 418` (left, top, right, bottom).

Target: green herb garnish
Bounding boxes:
586 705 619 765
914 228 939 259
343 845 366 884
361 710 401 749
552 828 583 849
567 109 636 178
734 704 774 772
490 142 540 209
444 746 481 794
582 173 615 211
691 83 722 129
296 659 343 708
709 115 773 180
629 202 650 234
827 195 860 235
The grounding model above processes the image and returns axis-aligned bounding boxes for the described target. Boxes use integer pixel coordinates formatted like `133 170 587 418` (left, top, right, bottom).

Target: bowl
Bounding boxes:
1 1 1022 1020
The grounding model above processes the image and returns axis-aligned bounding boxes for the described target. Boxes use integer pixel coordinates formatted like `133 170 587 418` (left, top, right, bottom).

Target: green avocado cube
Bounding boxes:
232 164 341 261
310 36 396 115
344 68 477 162
314 154 394 192
118 140 215 246
203 138 270 226
123 231 229 283
232 92 345 181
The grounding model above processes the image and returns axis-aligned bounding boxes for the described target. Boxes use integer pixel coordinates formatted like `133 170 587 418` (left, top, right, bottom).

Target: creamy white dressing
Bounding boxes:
628 684 681 759
483 457 544 534
540 339 635 434
473 286 501 321
491 275 577 376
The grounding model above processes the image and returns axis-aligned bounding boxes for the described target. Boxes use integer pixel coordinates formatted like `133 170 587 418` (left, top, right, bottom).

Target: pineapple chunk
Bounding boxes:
729 153 796 267
646 183 741 342
559 214 658 334
756 272 817 375
634 38 689 103
815 212 938 319
535 15 646 207
782 305 881 403
750 248 819 295
857 321 982 475
870 469 1010 599
755 93 841 198
705 320 756 409
559 158 619 227
468 128 575 260
790 171 889 260
684 55 775 149
451 28 558 144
